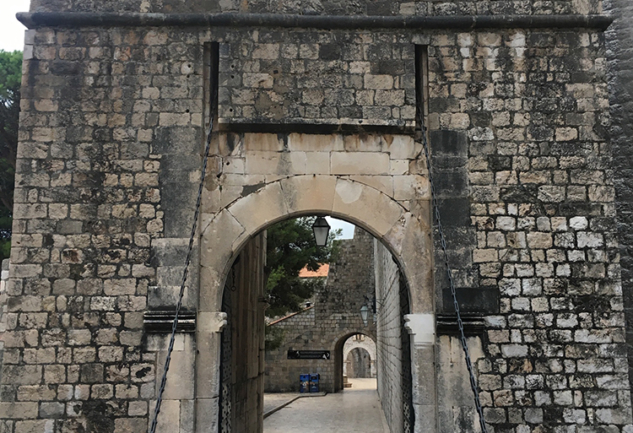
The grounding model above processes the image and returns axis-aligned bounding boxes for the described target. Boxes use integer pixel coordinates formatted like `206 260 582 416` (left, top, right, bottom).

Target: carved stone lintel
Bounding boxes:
404 313 436 347
198 312 228 333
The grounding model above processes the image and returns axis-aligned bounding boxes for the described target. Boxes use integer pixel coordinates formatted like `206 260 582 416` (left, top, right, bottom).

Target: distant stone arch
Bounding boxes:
343 334 377 378
347 348 372 378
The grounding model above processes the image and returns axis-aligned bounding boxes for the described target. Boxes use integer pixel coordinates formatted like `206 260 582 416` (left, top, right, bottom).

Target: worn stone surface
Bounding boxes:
605 0 633 394
3 0 633 432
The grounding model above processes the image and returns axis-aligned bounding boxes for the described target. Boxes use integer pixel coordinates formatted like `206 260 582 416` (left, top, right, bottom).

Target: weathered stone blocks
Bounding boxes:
1 3 630 432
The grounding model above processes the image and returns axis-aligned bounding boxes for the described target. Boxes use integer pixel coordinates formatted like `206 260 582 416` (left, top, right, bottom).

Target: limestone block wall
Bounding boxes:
216 31 415 127
316 228 376 322
605 0 633 391
374 240 406 433
263 308 337 393
28 0 603 16
0 260 9 399
3 25 206 433
221 234 266 433
2 1 631 432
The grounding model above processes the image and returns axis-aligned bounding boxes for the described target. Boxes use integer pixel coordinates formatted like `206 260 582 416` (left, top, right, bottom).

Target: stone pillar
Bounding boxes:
195 312 227 433
404 313 437 433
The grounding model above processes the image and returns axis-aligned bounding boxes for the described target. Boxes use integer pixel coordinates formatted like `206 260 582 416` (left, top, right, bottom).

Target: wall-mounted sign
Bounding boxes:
287 350 331 360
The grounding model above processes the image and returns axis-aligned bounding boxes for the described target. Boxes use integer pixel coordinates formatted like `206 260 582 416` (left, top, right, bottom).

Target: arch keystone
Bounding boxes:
280 175 336 215
333 178 405 237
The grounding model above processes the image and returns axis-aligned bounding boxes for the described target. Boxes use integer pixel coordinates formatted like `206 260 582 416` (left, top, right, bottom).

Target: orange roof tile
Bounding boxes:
298 263 329 278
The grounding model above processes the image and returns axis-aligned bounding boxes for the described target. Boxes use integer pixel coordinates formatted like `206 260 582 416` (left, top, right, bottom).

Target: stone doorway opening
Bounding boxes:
346 346 372 379
343 334 376 380
213 213 418 433
195 142 438 433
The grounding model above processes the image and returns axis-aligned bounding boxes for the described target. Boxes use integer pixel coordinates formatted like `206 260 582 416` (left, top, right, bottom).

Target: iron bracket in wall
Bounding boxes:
436 313 485 337
144 310 196 333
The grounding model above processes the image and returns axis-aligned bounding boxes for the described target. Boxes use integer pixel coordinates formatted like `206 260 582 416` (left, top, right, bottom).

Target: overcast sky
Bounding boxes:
326 217 355 239
1 0 31 52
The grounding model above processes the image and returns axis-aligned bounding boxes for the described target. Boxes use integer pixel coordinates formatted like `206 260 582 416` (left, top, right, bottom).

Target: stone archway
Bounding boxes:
343 334 377 378
200 175 433 313
347 348 372 378
195 135 437 433
334 331 377 391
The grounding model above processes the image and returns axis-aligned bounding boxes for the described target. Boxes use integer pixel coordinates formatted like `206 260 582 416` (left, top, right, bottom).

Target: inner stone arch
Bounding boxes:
199 175 434 314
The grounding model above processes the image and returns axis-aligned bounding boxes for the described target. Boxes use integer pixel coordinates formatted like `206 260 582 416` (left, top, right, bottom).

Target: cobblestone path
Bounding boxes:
264 379 389 433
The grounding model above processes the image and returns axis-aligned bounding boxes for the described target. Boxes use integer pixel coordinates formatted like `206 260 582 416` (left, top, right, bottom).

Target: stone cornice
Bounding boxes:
17 12 613 31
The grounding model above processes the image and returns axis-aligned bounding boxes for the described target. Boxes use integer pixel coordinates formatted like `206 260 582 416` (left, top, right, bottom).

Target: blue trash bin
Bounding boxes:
309 374 320 393
299 374 310 393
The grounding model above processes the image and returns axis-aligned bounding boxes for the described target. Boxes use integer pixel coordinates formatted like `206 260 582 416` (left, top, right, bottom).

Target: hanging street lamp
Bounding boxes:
312 216 331 247
360 304 369 327
360 295 379 326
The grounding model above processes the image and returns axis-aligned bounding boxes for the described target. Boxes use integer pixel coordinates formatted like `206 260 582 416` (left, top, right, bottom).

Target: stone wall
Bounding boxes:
316 228 376 323
374 240 406 433
2 0 632 431
28 0 603 15
220 234 266 433
346 348 371 378
264 228 377 393
0 259 9 403
217 31 415 127
605 0 633 393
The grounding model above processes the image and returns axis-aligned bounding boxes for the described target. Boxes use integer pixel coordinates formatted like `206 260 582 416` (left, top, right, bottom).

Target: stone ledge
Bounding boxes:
16 12 613 30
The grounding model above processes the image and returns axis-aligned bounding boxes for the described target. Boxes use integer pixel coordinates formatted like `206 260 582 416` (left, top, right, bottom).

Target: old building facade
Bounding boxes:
1 0 633 432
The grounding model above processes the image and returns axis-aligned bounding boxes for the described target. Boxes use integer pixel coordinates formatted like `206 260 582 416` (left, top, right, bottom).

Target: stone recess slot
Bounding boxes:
144 310 197 333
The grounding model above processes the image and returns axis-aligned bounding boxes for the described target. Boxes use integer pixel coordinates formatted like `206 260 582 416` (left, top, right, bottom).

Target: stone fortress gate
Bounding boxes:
1 0 633 432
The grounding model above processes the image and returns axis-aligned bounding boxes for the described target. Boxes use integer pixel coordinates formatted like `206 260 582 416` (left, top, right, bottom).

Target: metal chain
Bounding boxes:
149 118 215 433
416 110 489 433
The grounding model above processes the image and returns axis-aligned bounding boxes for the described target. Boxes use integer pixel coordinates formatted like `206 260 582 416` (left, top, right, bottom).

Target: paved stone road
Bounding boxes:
264 378 389 433
264 392 299 414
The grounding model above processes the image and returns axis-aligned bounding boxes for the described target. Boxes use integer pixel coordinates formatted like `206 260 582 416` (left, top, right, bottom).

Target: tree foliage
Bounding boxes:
265 217 340 318
0 50 21 261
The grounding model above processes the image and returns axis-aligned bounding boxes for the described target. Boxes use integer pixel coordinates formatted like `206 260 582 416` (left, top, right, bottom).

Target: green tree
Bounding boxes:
0 50 22 261
265 217 340 318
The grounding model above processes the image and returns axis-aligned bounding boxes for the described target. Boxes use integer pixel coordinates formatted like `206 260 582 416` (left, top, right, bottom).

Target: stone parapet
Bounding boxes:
26 0 604 16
